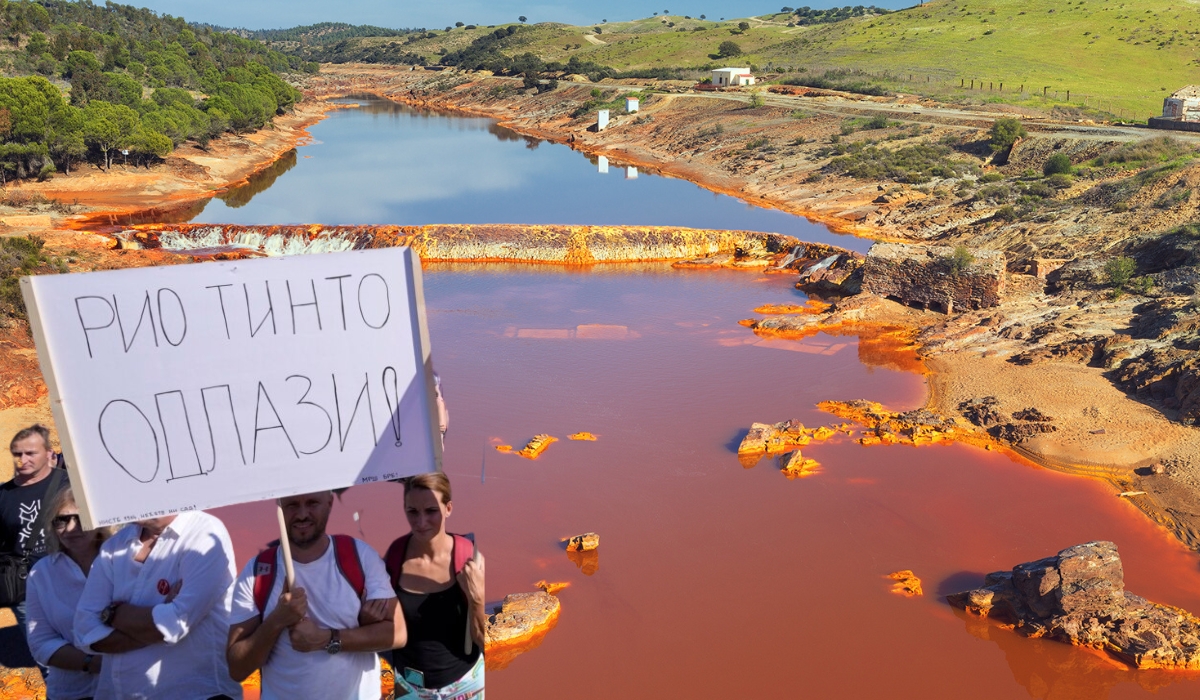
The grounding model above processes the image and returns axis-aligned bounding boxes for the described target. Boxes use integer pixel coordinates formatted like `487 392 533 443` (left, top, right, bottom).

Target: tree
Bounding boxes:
456 21 464 27
82 100 139 170
700 14 706 19
738 21 751 30
989 117 1026 152
717 41 743 58
518 16 527 22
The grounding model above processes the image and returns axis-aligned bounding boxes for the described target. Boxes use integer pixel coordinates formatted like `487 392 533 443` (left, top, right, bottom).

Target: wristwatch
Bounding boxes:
100 603 120 626
82 654 95 673
325 628 342 655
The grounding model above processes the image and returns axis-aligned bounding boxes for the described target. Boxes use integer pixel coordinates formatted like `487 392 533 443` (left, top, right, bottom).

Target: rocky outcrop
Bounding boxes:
564 532 599 551
485 591 562 670
862 242 1005 312
887 570 923 597
948 541 1200 669
517 434 557 459
818 400 979 447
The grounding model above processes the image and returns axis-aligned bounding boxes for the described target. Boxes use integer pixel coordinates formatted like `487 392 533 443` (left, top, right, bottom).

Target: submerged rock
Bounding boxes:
819 400 974 447
887 570 923 597
778 450 821 479
947 541 1200 669
738 420 812 454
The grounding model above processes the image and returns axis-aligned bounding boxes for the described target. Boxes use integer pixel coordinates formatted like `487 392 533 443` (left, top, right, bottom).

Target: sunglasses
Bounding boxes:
51 514 81 529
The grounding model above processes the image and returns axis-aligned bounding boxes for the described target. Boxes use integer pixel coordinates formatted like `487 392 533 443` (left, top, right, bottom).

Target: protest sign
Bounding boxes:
21 247 441 529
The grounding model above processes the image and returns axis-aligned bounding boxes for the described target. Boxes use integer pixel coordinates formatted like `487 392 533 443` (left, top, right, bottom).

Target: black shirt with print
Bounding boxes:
0 475 56 560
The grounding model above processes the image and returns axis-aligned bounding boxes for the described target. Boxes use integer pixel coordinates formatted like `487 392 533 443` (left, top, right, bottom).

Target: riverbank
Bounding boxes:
291 64 1200 549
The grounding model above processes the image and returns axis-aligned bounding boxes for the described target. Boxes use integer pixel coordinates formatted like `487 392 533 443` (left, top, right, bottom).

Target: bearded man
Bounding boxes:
226 491 404 700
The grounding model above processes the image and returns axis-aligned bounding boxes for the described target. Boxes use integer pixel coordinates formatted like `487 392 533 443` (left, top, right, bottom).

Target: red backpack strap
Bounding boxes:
331 535 366 600
252 547 279 615
450 534 475 575
384 534 412 591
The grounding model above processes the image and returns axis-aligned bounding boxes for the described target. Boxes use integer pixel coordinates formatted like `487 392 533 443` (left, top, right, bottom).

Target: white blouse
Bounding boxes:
26 552 97 700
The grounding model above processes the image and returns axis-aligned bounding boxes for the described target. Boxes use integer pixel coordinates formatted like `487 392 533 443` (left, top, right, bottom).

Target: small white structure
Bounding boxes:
625 166 638 179
598 156 609 173
597 109 610 130
625 96 640 113
1162 86 1200 122
712 67 755 87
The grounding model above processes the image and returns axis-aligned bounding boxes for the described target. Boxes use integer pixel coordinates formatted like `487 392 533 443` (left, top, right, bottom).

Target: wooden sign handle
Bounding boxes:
276 503 296 589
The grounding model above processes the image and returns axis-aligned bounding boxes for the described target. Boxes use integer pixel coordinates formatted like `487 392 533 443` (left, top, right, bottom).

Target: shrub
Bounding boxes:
1046 173 1073 190
989 117 1026 152
1104 256 1136 290
1043 153 1073 176
994 204 1017 221
0 235 64 321
748 90 764 108
1133 276 1154 295
979 172 1004 183
947 246 975 274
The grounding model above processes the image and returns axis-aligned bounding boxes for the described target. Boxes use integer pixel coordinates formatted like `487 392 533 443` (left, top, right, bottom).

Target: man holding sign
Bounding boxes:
227 491 403 699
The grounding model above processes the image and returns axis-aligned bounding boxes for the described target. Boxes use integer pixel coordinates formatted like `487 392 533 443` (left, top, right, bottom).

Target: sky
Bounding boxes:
132 0 917 31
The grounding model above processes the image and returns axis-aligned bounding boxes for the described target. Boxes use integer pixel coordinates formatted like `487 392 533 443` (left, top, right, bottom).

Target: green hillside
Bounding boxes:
282 0 1200 119
0 0 311 182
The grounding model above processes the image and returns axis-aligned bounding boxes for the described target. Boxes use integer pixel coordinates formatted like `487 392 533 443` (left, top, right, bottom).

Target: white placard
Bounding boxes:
21 247 441 529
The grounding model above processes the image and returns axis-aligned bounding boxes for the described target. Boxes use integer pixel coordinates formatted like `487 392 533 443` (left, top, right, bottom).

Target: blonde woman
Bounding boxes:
25 487 112 700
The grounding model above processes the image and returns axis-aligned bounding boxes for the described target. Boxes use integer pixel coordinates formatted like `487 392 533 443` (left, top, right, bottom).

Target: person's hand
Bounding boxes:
269 587 308 629
358 598 390 626
288 616 331 652
457 553 484 608
86 655 102 675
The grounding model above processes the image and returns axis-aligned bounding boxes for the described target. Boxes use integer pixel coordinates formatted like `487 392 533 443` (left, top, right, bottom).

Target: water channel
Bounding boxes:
190 98 1200 698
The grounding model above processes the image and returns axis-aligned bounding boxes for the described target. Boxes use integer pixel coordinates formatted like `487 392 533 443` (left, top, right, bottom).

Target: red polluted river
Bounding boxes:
213 263 1200 699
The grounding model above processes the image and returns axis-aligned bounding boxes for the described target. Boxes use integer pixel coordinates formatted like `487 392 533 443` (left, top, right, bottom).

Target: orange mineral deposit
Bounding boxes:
568 432 598 441
517 434 558 459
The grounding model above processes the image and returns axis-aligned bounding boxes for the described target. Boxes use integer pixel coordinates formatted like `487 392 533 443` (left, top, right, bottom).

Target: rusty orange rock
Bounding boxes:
568 432 597 441
754 300 831 315
887 570 924 597
535 580 571 595
564 532 599 552
818 400 993 450
485 591 562 671
778 451 821 479
494 444 513 453
517 434 558 459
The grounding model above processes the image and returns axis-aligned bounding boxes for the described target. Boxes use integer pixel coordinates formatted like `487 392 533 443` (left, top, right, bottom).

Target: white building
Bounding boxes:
625 97 640 113
712 68 755 87
598 109 610 131
1162 86 1200 122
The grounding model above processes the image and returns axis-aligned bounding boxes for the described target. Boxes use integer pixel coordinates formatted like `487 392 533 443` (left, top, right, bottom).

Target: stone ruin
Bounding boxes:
948 541 1200 669
1150 85 1200 133
862 242 1005 313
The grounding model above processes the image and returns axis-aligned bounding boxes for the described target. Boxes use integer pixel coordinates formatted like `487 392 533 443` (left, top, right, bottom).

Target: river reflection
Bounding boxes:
207 265 1200 699
187 96 867 251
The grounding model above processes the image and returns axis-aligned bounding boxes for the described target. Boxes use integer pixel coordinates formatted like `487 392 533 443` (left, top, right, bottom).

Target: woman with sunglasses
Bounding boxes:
25 487 114 700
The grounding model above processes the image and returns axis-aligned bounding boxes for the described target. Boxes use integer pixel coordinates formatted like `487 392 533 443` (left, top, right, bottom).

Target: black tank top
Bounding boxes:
393 541 481 689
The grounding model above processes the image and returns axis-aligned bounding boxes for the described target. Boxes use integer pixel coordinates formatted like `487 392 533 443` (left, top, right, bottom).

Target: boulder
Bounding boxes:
947 541 1200 669
564 532 599 551
485 591 562 670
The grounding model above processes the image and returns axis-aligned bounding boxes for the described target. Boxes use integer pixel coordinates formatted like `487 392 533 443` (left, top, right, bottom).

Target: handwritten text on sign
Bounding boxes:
23 247 438 528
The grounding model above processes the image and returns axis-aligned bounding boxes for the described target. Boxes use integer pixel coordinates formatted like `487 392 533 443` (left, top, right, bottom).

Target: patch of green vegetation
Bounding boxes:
946 245 975 274
822 143 980 184
781 69 890 96
840 114 897 135
1092 137 1196 168
0 235 66 322
1104 256 1137 296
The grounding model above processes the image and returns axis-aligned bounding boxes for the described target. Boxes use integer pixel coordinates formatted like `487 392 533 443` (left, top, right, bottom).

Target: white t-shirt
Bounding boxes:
230 536 393 700
26 553 96 700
